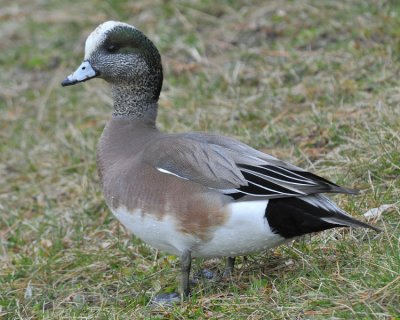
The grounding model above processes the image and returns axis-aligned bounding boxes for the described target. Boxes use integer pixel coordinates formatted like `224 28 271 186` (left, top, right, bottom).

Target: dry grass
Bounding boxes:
0 0 399 319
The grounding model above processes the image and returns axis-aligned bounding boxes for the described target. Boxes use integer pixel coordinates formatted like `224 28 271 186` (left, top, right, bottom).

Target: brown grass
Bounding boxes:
0 0 399 319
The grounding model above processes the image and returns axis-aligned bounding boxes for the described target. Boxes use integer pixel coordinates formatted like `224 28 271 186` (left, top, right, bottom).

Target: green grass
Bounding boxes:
1 0 399 319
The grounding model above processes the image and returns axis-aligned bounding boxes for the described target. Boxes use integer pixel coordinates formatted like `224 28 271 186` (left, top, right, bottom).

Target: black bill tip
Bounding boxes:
61 77 78 87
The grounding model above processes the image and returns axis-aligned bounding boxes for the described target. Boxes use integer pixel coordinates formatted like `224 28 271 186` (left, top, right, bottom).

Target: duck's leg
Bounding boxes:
181 250 192 298
151 250 192 304
223 256 235 277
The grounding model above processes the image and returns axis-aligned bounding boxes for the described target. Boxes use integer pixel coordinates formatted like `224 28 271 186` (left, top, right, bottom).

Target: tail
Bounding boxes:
265 194 380 239
295 171 360 195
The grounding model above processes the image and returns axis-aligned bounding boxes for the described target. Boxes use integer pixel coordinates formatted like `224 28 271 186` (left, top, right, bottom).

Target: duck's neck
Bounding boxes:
111 83 158 123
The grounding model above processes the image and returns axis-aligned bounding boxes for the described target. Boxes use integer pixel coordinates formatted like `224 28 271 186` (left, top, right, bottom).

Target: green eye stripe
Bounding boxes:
103 25 161 74
106 44 137 54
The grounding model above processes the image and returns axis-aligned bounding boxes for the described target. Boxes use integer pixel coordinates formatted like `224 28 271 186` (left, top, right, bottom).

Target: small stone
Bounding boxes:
24 281 33 300
200 268 215 280
151 292 181 305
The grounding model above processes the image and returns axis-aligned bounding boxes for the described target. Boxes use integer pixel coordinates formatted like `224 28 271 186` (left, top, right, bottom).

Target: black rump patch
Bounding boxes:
265 197 346 238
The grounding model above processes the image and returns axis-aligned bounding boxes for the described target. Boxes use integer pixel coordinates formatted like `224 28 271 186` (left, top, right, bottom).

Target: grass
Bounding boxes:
0 0 399 318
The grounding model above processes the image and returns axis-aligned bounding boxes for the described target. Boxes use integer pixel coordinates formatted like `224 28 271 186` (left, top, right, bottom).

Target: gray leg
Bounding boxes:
223 256 235 277
151 250 192 305
181 250 192 297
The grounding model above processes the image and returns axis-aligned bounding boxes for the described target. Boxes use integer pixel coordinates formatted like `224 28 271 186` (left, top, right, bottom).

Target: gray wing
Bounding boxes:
143 132 357 200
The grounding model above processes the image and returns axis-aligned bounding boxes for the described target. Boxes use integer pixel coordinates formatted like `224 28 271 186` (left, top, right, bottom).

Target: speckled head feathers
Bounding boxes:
85 21 163 101
62 21 163 117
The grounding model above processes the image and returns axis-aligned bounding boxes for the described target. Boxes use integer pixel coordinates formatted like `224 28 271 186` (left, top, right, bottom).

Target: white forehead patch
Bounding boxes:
84 21 136 60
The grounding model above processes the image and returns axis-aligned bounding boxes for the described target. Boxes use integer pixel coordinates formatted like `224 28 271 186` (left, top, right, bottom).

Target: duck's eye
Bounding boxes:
107 44 119 53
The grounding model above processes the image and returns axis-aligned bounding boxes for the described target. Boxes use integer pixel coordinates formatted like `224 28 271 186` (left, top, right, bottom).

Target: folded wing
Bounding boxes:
144 132 356 200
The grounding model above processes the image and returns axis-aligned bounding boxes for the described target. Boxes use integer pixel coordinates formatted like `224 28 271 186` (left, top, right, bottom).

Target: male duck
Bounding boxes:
62 21 379 300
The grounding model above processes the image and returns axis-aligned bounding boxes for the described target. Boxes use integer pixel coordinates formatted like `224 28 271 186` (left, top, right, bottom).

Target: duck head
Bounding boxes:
62 21 163 103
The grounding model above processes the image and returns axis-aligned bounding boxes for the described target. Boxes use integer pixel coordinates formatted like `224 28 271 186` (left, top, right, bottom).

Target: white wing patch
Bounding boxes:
84 21 137 59
156 167 189 180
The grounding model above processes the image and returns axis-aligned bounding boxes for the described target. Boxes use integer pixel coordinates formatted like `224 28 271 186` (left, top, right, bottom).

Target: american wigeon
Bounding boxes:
62 21 379 301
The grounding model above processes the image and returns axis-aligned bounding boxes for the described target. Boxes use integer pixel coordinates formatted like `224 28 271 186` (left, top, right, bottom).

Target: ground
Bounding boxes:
0 0 399 319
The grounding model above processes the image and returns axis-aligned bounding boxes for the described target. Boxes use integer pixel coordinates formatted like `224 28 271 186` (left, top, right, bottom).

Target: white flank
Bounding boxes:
84 21 136 60
195 200 285 257
112 207 198 256
112 200 285 258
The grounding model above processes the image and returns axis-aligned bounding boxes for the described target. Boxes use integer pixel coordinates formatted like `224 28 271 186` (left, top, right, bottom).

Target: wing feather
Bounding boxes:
144 132 356 199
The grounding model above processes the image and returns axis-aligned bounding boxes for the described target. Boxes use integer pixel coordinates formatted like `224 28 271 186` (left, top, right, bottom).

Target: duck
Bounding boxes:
61 21 379 301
